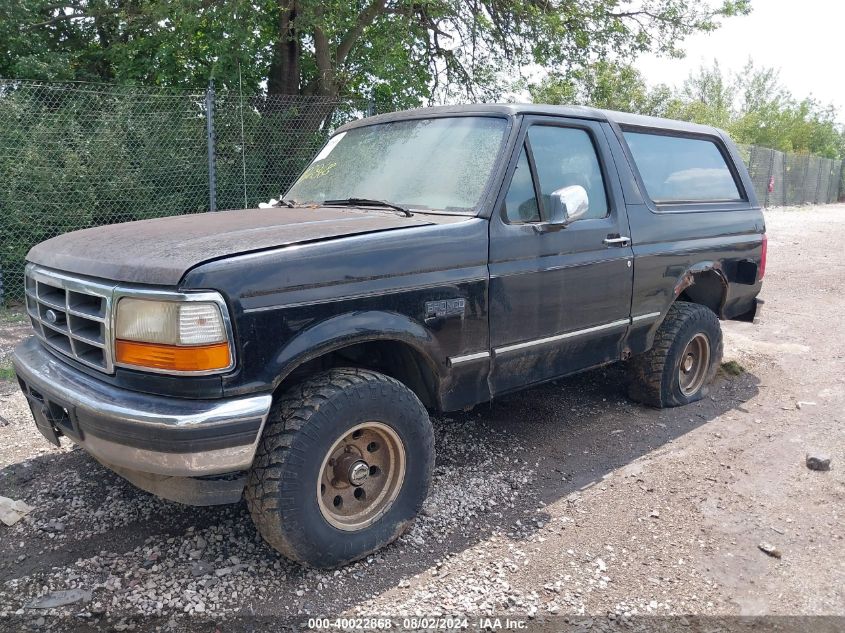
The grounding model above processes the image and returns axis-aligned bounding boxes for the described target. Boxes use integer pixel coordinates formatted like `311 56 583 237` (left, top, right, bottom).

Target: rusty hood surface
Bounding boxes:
27 207 444 285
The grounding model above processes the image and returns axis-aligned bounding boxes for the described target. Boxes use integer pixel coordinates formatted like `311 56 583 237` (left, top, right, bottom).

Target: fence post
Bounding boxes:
827 163 833 203
840 161 845 202
764 147 774 208
800 156 811 204
782 153 788 206
206 80 217 212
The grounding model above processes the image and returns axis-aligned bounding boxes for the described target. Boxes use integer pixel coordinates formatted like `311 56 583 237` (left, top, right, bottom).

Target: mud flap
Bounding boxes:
29 402 61 447
732 298 763 324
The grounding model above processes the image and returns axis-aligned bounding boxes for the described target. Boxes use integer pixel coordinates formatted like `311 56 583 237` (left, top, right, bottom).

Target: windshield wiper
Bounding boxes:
323 197 414 217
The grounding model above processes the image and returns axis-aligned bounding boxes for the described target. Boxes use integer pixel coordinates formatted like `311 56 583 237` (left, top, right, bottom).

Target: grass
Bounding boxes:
720 360 745 377
0 307 26 325
1 306 26 381
0 364 16 382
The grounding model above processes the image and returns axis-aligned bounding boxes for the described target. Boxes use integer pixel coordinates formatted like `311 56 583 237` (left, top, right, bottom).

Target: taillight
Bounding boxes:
759 234 767 280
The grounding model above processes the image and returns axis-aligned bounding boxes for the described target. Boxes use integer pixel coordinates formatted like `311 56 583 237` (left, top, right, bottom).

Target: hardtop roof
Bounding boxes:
337 103 723 137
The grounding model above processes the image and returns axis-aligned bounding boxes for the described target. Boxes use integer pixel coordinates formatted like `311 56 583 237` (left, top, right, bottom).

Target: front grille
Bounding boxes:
24 265 116 373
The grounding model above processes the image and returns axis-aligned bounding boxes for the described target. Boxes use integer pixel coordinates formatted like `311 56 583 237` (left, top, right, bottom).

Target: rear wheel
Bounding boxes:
626 301 723 408
245 368 434 568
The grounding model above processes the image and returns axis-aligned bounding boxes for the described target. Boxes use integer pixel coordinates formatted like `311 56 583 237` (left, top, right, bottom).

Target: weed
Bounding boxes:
720 360 745 377
0 308 26 325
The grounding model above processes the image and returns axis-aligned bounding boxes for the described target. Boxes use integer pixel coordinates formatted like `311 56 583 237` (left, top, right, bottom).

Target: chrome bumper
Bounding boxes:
12 337 272 478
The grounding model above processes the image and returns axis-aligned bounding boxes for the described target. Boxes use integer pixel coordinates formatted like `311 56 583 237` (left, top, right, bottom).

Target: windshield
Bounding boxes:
286 116 508 214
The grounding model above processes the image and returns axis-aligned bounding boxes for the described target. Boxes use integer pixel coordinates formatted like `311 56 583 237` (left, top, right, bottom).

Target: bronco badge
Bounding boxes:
424 298 466 319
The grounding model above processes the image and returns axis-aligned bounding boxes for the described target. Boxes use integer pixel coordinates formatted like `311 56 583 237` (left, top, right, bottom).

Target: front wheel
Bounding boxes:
245 368 434 568
626 301 723 408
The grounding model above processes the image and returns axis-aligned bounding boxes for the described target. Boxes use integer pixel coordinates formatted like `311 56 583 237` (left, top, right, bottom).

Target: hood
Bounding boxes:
27 206 444 285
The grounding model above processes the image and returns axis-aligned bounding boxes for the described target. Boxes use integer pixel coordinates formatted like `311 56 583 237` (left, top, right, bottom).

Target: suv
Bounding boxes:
12 105 765 568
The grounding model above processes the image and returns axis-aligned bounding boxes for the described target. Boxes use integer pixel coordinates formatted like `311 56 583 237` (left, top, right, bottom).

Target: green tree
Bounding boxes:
529 61 679 117
679 61 844 158
0 83 213 297
2 0 750 104
530 58 844 160
673 60 735 128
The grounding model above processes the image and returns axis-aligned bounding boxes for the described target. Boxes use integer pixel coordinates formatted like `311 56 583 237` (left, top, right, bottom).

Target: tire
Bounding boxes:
626 301 723 408
245 368 434 568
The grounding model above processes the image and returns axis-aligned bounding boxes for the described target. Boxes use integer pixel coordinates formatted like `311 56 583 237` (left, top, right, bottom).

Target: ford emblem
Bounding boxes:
44 309 58 324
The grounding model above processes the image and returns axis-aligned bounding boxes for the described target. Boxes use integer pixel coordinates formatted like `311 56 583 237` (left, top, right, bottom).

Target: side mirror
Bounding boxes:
547 185 589 227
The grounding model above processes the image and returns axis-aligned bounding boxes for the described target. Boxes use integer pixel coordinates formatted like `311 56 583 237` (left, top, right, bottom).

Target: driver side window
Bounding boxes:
528 126 609 220
503 146 540 223
502 126 609 224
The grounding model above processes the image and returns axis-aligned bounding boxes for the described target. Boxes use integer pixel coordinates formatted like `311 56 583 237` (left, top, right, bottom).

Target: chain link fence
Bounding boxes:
1 79 843 304
738 144 843 208
0 82 191 304
0 79 369 304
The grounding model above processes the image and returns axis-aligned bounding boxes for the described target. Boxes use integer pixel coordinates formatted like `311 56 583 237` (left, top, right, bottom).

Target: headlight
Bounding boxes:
114 297 232 373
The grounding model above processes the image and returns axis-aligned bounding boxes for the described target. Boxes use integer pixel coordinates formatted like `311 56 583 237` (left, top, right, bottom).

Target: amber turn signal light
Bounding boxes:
115 339 231 373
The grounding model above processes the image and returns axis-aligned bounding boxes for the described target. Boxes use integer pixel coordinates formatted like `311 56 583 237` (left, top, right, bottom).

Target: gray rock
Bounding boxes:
26 589 93 609
191 561 214 577
806 453 831 471
41 520 65 533
758 542 782 559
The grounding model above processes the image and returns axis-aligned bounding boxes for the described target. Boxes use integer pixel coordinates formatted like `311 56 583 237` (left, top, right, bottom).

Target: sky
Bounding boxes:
635 0 845 121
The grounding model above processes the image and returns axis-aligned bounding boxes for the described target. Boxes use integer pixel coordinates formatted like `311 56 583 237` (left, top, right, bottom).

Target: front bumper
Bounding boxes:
12 337 272 479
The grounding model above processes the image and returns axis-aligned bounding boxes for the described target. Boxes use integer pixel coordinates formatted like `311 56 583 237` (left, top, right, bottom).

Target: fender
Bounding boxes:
629 261 730 356
672 260 729 316
266 310 445 390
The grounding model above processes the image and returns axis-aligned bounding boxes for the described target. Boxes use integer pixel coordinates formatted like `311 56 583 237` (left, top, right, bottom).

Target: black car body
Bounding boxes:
12 104 765 565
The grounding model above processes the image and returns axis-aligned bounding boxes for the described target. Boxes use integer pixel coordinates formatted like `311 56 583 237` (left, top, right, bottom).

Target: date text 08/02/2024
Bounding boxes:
306 617 529 630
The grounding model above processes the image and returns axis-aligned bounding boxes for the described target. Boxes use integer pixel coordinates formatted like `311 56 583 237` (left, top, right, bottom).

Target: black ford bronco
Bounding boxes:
12 105 765 568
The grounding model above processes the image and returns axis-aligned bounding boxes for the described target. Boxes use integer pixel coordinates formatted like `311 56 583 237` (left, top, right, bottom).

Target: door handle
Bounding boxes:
603 236 631 247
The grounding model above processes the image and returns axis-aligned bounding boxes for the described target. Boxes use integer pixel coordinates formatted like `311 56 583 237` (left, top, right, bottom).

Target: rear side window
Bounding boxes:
624 131 742 203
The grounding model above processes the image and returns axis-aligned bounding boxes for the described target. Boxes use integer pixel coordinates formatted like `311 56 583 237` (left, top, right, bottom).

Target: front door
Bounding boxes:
488 117 634 394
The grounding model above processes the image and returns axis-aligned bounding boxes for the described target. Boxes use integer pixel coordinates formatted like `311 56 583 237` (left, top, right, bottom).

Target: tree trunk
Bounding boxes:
267 0 301 95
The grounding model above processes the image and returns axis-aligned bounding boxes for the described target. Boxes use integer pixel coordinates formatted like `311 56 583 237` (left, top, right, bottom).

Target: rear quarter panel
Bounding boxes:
627 205 764 319
605 123 766 354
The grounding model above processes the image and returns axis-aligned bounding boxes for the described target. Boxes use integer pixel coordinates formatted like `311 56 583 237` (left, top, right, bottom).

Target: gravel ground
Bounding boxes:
1 205 844 631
